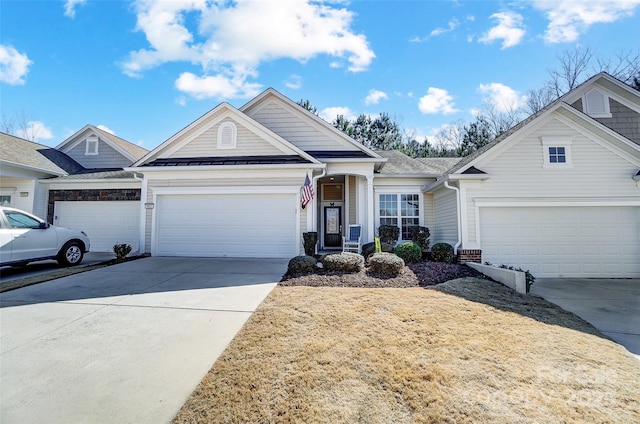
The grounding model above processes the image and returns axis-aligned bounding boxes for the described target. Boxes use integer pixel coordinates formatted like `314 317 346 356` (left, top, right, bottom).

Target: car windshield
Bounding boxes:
5 211 42 229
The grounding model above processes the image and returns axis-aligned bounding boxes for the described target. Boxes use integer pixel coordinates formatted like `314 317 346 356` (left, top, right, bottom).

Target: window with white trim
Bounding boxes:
378 193 420 240
85 136 99 155
0 195 11 206
217 122 237 149
540 137 572 168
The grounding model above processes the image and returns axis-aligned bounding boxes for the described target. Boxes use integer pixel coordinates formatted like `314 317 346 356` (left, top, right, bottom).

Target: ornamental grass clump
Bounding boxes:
394 242 423 263
368 252 405 276
287 255 318 275
322 252 364 273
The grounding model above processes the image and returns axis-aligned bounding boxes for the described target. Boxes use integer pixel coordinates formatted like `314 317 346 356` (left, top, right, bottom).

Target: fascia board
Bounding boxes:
240 88 383 159
0 159 66 177
125 163 325 174
56 125 138 163
55 124 93 150
562 74 640 113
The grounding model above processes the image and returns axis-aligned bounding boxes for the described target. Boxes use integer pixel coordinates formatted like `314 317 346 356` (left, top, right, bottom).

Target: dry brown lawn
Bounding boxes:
173 278 640 423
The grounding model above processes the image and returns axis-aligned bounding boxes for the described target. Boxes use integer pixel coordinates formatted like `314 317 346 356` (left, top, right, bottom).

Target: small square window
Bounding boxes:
548 147 566 163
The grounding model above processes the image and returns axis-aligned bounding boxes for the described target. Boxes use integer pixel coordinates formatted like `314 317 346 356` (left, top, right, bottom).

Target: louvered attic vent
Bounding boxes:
583 88 612 118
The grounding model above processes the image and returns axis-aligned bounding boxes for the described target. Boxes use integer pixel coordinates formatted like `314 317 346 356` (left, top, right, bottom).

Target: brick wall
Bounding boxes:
457 249 482 264
47 189 141 223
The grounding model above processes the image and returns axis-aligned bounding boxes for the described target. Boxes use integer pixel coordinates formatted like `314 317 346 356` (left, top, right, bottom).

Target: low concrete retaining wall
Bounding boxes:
466 262 528 294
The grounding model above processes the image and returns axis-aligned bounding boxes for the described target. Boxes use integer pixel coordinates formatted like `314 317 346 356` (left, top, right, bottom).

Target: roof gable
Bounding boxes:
240 88 382 159
134 102 320 167
56 125 147 168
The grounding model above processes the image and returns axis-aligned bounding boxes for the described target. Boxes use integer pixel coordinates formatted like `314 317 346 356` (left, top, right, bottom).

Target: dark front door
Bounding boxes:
324 206 342 247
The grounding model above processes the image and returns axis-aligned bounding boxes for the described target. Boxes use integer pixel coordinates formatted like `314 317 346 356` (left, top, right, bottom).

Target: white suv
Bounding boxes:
0 206 91 267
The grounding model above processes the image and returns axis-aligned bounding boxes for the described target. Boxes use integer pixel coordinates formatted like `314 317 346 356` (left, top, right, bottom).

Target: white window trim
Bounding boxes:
375 191 423 242
582 88 612 118
217 121 237 150
540 137 573 169
85 136 99 155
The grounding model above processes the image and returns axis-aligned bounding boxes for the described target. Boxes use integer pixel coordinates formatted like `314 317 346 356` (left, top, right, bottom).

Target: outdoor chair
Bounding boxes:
342 224 362 253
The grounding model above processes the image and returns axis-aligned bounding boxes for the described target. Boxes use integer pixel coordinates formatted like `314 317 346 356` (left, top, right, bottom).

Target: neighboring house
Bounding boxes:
0 132 83 214
423 72 640 277
3 73 638 277
0 126 148 252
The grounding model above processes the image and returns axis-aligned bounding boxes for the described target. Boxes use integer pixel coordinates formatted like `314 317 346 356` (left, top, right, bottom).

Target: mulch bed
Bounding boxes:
280 261 482 288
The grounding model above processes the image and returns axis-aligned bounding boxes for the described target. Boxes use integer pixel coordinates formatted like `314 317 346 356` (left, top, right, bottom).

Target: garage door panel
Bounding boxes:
156 194 297 258
480 206 640 278
55 201 139 252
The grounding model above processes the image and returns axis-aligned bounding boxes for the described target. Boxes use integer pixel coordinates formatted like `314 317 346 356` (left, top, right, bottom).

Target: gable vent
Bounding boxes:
217 122 237 149
583 88 611 118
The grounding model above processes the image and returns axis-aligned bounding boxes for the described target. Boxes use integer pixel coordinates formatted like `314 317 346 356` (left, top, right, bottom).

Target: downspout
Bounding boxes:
443 180 462 253
310 168 326 232
133 172 146 254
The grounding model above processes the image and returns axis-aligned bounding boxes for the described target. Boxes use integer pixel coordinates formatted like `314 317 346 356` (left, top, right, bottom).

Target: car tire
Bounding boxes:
57 241 84 267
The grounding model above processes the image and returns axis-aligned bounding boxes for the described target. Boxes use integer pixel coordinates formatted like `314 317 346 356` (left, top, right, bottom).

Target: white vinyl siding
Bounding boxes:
0 178 36 213
480 206 640 277
465 118 638 199
247 100 358 151
172 119 283 158
433 187 458 247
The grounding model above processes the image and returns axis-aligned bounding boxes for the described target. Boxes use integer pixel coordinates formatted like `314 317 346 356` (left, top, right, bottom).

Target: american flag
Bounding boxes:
301 173 314 209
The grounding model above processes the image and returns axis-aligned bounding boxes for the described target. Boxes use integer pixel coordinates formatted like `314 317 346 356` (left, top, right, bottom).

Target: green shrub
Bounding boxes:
322 252 364 273
409 226 430 251
361 241 395 259
368 253 405 276
113 243 132 262
431 243 455 263
287 255 318 275
378 225 400 245
394 242 423 263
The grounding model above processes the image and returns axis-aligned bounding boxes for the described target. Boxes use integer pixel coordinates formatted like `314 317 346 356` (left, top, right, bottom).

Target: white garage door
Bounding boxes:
155 193 297 258
55 201 140 252
480 206 640 278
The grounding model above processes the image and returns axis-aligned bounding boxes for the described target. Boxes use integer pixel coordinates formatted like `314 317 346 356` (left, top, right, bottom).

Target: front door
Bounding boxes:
324 206 342 248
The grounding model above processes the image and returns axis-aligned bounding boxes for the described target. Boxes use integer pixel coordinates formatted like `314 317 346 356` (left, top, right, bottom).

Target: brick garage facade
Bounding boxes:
47 189 141 223
457 249 482 264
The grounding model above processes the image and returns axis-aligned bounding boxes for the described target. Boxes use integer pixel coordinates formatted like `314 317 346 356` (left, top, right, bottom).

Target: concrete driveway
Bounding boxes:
0 257 287 424
531 278 640 359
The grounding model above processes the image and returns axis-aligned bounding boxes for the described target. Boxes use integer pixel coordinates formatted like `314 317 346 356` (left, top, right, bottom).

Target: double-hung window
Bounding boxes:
378 193 420 240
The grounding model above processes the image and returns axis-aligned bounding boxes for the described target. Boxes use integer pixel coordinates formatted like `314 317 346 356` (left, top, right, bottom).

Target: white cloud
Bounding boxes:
0 44 32 85
175 72 263 100
479 11 526 49
284 74 302 90
64 0 87 18
16 121 53 143
364 89 388 106
121 0 375 100
531 0 640 43
97 125 115 135
176 96 187 106
430 19 459 36
478 82 527 112
319 106 355 123
418 87 458 115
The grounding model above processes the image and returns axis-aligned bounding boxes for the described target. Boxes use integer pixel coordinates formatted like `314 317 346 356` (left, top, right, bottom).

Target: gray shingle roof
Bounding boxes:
43 170 138 181
375 150 461 175
92 127 148 160
0 132 84 175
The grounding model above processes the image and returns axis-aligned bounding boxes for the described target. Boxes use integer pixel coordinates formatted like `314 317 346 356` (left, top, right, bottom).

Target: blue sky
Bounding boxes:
1 0 639 150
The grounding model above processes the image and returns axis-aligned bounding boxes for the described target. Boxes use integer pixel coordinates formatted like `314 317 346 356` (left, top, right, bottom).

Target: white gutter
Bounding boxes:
443 180 462 253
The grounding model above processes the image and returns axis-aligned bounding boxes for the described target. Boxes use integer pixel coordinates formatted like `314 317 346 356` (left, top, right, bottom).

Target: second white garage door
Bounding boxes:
55 201 140 252
155 193 298 258
480 206 640 278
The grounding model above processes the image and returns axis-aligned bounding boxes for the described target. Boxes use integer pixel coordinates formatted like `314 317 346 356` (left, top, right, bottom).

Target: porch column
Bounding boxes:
366 175 374 243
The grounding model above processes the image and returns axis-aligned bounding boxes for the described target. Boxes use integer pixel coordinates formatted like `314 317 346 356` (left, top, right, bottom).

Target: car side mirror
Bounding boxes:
39 222 50 229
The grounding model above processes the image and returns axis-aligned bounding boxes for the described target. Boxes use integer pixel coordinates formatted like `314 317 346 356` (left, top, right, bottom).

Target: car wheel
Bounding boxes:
58 241 84 267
